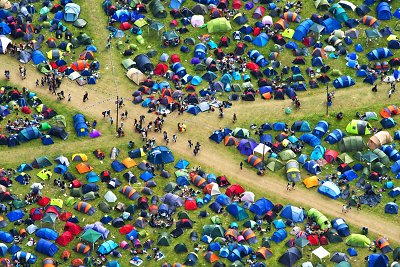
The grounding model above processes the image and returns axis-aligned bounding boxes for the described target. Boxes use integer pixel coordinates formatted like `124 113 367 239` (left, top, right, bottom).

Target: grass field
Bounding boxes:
2 0 400 266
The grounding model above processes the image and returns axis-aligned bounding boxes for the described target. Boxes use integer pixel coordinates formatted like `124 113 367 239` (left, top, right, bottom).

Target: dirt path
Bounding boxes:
2 60 399 243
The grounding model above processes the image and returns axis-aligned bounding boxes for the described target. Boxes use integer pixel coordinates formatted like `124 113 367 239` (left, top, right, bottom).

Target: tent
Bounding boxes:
333 76 355 89
74 202 95 215
73 114 88 137
346 120 372 135
345 234 371 248
250 198 273 215
36 228 58 240
134 54 154 73
325 129 345 144
318 181 341 199
207 18 232 33
227 202 248 221
126 68 146 85
366 48 393 61
307 208 331 230
312 121 329 138
293 19 314 41
280 205 304 223
329 3 348 23
36 239 58 256
97 240 118 255
286 160 301 182
120 186 140 200
147 146 174 164
279 247 302 267
376 2 391 20
385 202 398 214
18 127 41 142
303 176 319 188
368 131 392 149
332 218 350 237
291 121 311 132
149 0 166 18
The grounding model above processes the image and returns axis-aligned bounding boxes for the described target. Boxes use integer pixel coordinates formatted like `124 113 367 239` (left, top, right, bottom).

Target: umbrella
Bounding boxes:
81 228 102 243
149 21 165 35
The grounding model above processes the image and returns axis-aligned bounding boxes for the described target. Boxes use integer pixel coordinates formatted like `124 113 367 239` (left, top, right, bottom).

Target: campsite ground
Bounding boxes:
1 0 400 265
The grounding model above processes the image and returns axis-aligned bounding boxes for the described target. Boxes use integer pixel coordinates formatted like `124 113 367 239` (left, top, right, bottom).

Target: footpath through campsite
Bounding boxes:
1 57 400 243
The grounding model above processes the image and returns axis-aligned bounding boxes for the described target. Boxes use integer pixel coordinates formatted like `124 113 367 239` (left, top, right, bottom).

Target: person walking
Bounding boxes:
240 161 243 170
188 140 193 148
233 113 237 123
291 181 296 190
172 134 177 142
83 91 89 102
287 183 291 191
110 117 114 125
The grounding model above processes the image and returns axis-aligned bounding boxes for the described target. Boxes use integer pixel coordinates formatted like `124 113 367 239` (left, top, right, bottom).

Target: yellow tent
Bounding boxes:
37 169 52 180
122 157 137 168
387 35 398 41
72 153 88 162
282 28 294 39
50 199 63 208
303 176 319 188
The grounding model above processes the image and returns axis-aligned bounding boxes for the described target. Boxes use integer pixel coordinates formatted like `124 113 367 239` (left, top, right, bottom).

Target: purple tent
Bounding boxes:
237 139 258 156
161 193 183 207
90 129 101 138
190 57 201 65
84 222 110 239
245 2 254 10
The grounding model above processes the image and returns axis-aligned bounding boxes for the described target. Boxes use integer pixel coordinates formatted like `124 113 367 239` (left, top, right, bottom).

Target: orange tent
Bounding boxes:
122 157 137 168
43 258 56 267
380 105 400 118
72 258 84 267
76 163 93 174
204 251 219 263
70 60 88 71
303 176 319 188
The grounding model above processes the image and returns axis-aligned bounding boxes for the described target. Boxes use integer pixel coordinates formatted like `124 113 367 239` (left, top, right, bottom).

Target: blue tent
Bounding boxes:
209 202 223 213
271 229 287 243
106 260 121 267
366 48 393 61
227 202 249 221
248 50 268 67
299 133 321 147
293 19 314 41
332 218 350 237
321 18 341 34
220 73 233 85
6 210 24 222
97 240 118 255
111 160 126 172
303 160 321 174
0 231 12 243
312 121 329 139
64 3 80 22
385 202 399 214
175 159 190 169
171 62 187 78
54 164 68 174
147 146 174 164
187 105 201 115
18 127 41 142
311 145 326 160
291 121 311 132
36 239 58 256
376 2 391 20
273 122 286 131
318 181 341 199
394 8 400 19
191 76 202 86
252 33 269 47
8 244 21 254
280 205 305 222
12 251 37 264
0 22 11 35
341 170 358 181
216 194 231 206
17 163 33 172
250 198 273 215
348 247 357 257
355 43 364 52
140 171 154 182
389 40 400 49
389 187 400 198
368 254 389 267
73 114 89 137
333 76 355 89
36 228 58 240
325 129 345 144
112 10 130 22
86 172 100 183
364 75 377 85
237 139 257 156
194 43 207 59
381 118 396 129
176 176 190 186
209 130 226 143
273 219 286 229
31 50 47 64
260 134 273 145
285 41 298 50
329 3 349 23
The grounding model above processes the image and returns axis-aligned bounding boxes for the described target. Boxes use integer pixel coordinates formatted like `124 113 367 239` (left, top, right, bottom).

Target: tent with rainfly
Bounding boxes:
345 234 371 248
74 202 95 215
333 76 355 89
307 208 331 230
207 18 232 33
366 48 393 61
318 181 341 199
35 239 58 256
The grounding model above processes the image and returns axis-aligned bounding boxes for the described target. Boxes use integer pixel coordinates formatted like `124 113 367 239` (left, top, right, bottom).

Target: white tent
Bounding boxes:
290 226 301 235
253 143 271 157
240 191 255 202
104 191 117 203
191 15 205 27
55 155 70 167
26 224 38 234
210 183 221 196
0 35 12 54
198 102 210 112
126 68 147 85
262 16 273 26
338 0 356 11
302 262 313 267
312 246 330 262
68 71 81 81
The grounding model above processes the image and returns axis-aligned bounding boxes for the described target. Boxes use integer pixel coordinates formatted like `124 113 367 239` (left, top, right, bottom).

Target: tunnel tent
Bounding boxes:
207 18 232 33
376 2 391 21
134 54 154 73
149 0 166 18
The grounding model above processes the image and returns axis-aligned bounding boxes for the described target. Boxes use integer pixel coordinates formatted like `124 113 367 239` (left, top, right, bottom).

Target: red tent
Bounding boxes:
232 0 242 9
184 198 198 210
60 212 73 221
56 231 74 246
246 62 259 71
119 22 132 30
119 224 135 234
64 221 83 236
30 208 43 221
72 179 83 188
170 54 180 63
154 63 168 76
21 106 31 114
226 184 245 197
38 197 51 207
307 234 319 246
45 206 60 217
324 150 339 163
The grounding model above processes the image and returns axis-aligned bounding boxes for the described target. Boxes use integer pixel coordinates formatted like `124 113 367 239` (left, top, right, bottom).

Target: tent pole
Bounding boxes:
326 84 329 116
116 95 119 132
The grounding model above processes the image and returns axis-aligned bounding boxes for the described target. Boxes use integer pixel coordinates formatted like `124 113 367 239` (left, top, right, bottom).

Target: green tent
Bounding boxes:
372 149 390 165
337 153 353 164
372 162 389 175
243 220 258 229
49 115 67 128
174 243 188 253
314 0 330 10
345 120 372 135
175 169 189 177
65 197 78 207
149 0 166 18
77 33 93 45
338 136 365 152
73 19 87 28
202 225 225 239
335 261 351 267
207 18 232 33
98 201 111 213
307 208 331 230
138 230 147 238
230 261 245 267
232 128 250 138
81 228 103 243
365 112 378 121
210 215 221 224
279 150 296 161
329 4 348 23
13 199 26 209
164 182 178 193
70 188 82 197
157 232 171 246
266 158 284 172
345 234 371 248
39 122 51 131
37 63 52 74
177 211 190 220
83 191 97 201
122 59 135 70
